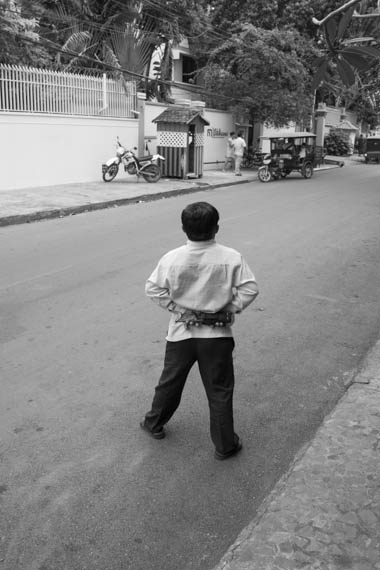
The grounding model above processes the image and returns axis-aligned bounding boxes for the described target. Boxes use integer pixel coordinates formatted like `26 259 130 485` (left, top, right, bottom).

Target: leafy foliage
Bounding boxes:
202 23 318 126
305 1 380 129
38 0 210 101
2 0 380 125
312 2 380 89
0 0 50 64
324 130 352 154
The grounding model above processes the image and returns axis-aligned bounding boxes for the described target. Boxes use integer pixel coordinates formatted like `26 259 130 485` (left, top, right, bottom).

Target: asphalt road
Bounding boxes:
1 163 380 570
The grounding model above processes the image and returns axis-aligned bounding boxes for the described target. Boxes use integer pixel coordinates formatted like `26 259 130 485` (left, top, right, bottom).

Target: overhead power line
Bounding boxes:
2 1 229 45
137 0 228 42
15 32 244 104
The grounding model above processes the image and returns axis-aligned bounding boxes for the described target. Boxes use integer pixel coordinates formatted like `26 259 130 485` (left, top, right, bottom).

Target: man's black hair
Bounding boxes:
181 202 219 241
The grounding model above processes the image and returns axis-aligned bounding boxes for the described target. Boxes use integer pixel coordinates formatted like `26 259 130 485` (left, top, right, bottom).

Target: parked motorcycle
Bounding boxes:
257 153 276 182
241 148 264 169
102 138 165 183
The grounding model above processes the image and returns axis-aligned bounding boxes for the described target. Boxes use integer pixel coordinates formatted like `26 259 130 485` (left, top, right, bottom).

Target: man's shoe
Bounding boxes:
140 420 166 440
214 438 242 460
235 173 242 176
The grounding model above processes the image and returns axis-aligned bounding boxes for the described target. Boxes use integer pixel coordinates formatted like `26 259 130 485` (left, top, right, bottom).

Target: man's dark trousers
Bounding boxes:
144 337 236 454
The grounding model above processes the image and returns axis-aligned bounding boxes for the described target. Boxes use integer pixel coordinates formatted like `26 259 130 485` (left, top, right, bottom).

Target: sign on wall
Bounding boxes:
206 127 229 138
203 111 235 168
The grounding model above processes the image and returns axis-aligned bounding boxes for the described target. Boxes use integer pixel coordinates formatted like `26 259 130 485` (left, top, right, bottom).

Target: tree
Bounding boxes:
41 0 208 101
0 0 50 65
44 0 142 70
201 24 318 127
312 0 380 89
190 1 352 124
309 1 380 126
208 0 280 32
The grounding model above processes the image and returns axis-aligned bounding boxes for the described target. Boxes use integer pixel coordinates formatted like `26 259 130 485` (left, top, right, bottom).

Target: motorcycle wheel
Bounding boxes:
258 166 271 183
142 164 161 183
103 164 119 182
301 162 314 179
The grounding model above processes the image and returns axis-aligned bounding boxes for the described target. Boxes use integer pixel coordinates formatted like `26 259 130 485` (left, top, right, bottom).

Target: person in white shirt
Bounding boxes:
222 132 236 171
141 202 259 460
231 131 247 176
299 142 307 158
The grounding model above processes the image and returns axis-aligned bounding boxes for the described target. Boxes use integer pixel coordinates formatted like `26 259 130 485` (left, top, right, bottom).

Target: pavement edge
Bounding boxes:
0 164 341 228
213 338 380 570
0 179 253 227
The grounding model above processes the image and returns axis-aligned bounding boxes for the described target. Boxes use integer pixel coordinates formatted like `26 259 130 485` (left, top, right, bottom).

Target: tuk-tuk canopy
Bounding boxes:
366 136 380 150
263 132 317 140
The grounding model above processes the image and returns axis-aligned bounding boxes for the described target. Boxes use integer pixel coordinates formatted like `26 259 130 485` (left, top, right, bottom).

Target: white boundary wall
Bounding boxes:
144 101 167 154
0 113 138 190
1 102 235 190
203 109 235 170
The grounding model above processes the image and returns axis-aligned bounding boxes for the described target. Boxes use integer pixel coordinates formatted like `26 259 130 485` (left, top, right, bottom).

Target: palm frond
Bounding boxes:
61 31 91 54
110 23 154 75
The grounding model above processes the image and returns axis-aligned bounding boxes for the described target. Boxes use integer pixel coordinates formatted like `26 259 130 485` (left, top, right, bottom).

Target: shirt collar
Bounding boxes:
186 238 216 248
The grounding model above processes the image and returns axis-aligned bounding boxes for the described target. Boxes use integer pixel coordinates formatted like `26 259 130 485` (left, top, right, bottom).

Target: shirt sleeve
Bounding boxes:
223 257 258 313
145 261 182 313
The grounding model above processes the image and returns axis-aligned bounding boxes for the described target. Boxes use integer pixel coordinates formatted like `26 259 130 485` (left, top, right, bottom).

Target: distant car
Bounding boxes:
364 136 380 163
258 132 317 183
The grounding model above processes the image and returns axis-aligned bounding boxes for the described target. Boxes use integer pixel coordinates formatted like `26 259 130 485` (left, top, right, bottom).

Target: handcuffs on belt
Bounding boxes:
176 310 233 328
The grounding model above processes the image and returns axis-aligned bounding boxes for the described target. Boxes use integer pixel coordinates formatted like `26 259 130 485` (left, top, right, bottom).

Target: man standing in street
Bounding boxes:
357 134 365 156
231 131 247 176
222 132 236 171
141 202 259 460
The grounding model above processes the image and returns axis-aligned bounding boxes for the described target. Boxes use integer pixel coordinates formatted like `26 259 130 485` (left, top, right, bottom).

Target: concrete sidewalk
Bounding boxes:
0 169 258 226
215 340 380 570
0 156 351 227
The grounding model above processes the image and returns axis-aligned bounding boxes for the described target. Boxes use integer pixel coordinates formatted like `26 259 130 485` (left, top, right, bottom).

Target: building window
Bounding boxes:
182 55 196 84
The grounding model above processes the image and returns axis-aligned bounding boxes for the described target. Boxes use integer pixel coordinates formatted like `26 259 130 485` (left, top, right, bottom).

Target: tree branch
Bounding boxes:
352 13 380 18
312 0 361 26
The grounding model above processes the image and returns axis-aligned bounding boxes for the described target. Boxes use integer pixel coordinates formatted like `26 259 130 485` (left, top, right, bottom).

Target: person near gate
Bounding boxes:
231 131 247 176
222 131 236 171
357 134 365 156
140 201 259 460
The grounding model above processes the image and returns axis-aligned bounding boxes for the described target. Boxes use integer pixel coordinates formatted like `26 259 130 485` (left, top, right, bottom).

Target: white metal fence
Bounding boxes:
0 64 137 118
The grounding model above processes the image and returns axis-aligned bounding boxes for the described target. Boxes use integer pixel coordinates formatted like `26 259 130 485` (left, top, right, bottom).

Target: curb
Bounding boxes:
325 158 345 167
213 339 380 570
0 178 255 228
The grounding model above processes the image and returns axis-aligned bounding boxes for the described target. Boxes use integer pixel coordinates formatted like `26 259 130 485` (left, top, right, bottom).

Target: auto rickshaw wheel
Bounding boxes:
301 162 313 179
280 169 291 178
258 166 272 183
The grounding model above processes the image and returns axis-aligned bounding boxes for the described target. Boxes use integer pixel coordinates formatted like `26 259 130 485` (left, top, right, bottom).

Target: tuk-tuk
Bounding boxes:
364 136 380 163
258 132 317 183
